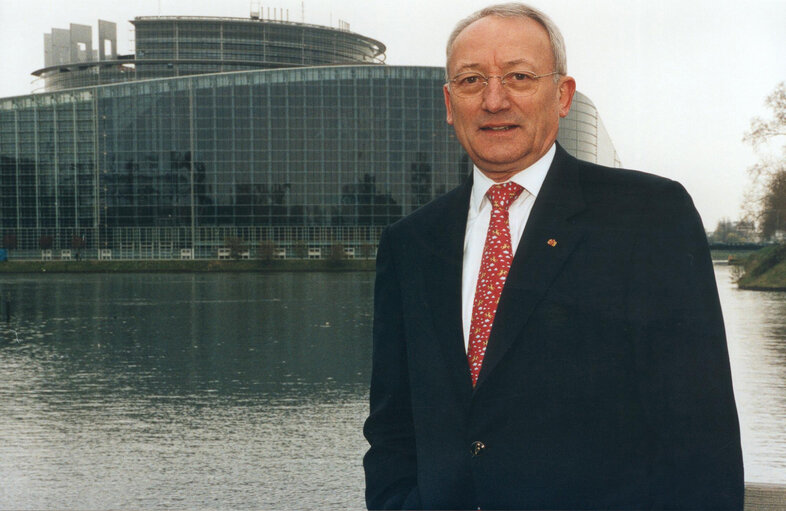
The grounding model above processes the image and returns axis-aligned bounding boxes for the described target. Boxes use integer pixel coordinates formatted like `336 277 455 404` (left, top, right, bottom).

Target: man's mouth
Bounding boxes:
480 125 517 131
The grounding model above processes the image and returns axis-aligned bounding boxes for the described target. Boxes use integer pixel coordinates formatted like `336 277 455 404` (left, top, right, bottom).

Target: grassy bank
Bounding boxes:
0 259 375 273
710 250 757 263
736 245 786 291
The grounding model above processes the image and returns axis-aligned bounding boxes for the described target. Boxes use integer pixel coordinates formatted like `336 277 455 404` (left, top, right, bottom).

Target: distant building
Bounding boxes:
0 13 620 259
710 219 761 244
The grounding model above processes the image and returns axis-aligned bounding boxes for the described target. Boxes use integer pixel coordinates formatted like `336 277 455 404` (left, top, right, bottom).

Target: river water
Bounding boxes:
0 265 783 509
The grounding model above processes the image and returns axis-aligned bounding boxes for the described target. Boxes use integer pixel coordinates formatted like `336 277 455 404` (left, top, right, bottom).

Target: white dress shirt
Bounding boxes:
461 144 556 351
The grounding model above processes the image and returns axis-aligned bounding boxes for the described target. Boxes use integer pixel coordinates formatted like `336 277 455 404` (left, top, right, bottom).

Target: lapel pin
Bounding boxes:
547 238 557 247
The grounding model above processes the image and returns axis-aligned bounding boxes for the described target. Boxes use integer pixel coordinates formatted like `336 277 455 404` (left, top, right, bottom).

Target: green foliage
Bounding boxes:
360 243 377 259
328 243 345 262
39 236 53 250
70 235 85 249
742 244 786 278
737 245 786 289
257 240 275 261
710 218 757 244
223 236 247 259
292 241 307 259
3 234 17 250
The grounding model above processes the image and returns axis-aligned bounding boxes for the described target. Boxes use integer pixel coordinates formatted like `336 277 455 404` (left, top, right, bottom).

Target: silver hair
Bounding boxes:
445 3 567 80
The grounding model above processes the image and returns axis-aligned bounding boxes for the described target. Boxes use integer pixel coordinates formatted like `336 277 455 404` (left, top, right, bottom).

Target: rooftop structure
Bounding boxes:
34 14 385 92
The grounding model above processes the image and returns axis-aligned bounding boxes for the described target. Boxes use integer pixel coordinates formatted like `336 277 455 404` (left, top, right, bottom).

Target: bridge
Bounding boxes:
709 242 767 251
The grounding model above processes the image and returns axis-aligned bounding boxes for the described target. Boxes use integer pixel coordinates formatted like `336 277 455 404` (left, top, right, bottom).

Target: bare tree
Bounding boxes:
744 82 786 239
744 82 786 148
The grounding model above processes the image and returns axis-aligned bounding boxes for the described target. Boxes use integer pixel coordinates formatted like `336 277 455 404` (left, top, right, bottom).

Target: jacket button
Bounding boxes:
471 441 485 456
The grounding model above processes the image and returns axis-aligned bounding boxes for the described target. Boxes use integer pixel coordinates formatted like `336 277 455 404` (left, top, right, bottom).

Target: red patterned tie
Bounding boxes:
467 182 525 386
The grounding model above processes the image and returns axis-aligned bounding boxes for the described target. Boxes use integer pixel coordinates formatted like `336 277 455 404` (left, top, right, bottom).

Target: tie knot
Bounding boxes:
486 182 524 211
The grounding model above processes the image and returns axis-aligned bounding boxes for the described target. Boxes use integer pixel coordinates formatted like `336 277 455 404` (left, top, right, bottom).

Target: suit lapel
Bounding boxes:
419 177 476 401
475 146 587 389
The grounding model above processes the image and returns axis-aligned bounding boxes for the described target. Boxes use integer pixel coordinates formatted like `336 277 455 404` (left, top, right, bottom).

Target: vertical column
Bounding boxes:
34 105 40 231
249 77 256 227
174 22 180 76
72 101 79 229
93 90 100 249
53 100 59 233
188 79 196 253
219 23 225 72
230 80 237 225
14 110 21 230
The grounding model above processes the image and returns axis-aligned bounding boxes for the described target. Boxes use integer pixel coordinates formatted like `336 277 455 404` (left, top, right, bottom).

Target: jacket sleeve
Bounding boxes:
626 182 744 510
363 228 421 510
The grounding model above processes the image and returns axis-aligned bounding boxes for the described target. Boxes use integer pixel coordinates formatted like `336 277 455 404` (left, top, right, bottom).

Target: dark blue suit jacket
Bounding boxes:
363 144 744 510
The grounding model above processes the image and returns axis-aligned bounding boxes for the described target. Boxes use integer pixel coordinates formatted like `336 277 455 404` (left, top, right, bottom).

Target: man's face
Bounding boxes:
443 15 576 181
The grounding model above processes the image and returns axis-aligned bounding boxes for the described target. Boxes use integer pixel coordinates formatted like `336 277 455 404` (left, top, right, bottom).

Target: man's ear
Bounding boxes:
443 84 455 125
558 76 576 118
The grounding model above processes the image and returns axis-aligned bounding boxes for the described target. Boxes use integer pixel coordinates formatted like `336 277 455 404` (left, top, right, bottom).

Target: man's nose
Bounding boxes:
481 77 510 112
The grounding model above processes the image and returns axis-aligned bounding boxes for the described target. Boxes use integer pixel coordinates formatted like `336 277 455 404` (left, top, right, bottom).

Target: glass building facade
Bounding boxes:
1 17 619 260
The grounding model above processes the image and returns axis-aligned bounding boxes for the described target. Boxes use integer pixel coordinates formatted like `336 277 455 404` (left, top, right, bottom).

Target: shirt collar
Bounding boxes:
469 143 556 214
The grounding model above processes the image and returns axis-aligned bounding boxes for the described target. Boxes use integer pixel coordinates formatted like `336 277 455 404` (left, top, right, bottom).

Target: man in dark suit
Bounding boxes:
363 3 744 510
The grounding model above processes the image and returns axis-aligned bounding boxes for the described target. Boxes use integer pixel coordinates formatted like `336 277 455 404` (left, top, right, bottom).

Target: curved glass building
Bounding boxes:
1 15 619 259
35 16 385 92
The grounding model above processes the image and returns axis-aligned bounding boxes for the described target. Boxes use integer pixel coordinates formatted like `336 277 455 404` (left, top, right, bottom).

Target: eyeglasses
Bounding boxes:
448 70 560 98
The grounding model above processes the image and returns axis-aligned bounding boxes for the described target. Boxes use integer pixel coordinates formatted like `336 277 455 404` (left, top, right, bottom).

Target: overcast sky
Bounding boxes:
0 0 784 228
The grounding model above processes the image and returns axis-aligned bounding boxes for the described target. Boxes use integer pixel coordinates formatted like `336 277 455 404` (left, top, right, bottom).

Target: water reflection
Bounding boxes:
715 264 786 484
0 273 373 509
0 268 784 509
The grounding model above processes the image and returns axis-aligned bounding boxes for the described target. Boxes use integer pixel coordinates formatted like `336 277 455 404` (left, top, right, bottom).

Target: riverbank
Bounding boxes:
711 250 757 263
736 245 786 291
0 259 375 273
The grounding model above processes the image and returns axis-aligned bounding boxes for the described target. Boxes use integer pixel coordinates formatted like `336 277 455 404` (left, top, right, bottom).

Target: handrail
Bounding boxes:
745 482 786 510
